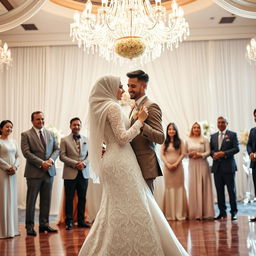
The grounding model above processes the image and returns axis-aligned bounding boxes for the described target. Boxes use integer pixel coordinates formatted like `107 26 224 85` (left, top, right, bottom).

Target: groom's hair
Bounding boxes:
126 70 149 83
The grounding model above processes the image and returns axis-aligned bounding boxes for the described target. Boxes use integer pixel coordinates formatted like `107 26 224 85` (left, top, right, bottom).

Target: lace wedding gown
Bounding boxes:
78 103 189 256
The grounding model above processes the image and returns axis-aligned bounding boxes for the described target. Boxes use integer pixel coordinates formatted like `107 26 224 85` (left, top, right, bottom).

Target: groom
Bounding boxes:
127 70 164 193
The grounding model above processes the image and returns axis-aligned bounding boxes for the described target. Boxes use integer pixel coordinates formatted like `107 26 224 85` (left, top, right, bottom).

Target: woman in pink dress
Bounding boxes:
185 122 214 220
160 123 188 220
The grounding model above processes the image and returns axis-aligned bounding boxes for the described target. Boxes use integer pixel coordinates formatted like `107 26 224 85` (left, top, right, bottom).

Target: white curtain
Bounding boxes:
0 39 255 218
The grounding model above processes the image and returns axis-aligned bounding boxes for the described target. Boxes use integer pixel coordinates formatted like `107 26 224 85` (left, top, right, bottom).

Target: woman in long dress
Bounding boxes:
185 122 214 220
78 76 189 256
0 120 20 238
160 123 188 220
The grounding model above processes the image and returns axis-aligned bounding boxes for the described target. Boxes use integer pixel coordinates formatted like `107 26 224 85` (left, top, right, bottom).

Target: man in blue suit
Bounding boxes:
247 109 256 222
210 117 239 220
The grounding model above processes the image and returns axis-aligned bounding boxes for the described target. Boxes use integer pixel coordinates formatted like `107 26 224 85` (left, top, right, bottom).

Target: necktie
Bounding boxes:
218 132 224 150
39 130 46 150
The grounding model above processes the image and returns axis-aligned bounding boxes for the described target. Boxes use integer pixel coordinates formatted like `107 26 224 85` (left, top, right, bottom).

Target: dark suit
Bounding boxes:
247 127 256 195
21 128 59 229
210 130 239 216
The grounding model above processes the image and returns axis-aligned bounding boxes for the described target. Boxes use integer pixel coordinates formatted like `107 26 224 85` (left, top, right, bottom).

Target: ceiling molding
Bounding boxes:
212 0 256 19
0 0 47 32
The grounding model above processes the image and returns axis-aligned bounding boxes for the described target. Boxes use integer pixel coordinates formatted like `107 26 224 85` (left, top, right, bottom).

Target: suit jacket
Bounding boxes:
21 128 60 178
210 130 239 174
247 127 256 170
130 96 164 179
60 134 89 180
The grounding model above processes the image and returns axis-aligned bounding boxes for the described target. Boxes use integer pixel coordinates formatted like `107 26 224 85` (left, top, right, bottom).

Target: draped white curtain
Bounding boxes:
0 39 255 218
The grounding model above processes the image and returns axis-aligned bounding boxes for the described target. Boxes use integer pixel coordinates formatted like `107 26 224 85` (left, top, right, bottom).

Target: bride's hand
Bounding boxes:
138 106 148 122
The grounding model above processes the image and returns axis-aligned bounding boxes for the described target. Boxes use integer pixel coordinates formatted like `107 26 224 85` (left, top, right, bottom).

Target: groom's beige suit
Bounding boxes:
130 96 164 186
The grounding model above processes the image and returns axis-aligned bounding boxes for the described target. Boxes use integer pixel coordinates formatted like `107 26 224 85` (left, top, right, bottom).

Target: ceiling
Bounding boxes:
0 0 256 47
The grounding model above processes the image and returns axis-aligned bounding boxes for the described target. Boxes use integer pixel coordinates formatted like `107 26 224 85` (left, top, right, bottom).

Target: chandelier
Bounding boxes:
0 40 12 69
246 38 256 63
70 0 189 64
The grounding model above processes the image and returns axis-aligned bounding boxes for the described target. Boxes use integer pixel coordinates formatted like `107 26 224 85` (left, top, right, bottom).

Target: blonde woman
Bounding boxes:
185 122 214 220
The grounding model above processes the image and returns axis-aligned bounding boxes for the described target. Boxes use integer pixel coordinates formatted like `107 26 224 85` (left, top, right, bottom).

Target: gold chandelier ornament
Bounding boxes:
246 38 256 64
115 37 146 59
70 0 189 64
0 40 12 69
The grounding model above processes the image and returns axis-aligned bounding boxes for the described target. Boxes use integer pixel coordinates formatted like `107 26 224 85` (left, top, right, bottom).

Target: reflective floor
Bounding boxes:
0 216 255 255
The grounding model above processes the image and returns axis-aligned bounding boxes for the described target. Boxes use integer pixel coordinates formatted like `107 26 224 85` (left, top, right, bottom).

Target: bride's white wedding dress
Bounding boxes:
79 103 189 256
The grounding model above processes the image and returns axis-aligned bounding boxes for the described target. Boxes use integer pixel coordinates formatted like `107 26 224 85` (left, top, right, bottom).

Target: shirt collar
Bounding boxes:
135 95 146 107
219 129 227 135
33 127 44 134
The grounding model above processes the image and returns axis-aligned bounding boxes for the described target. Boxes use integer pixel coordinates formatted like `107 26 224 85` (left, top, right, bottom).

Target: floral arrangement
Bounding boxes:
238 130 249 145
45 125 63 144
199 120 215 138
115 36 146 59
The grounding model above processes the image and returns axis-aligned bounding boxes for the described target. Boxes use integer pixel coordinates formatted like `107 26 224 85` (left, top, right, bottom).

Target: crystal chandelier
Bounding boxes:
246 38 256 63
0 40 12 69
70 0 189 64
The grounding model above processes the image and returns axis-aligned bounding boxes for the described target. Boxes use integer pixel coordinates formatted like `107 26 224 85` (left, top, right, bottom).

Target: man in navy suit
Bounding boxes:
210 117 239 220
247 109 256 222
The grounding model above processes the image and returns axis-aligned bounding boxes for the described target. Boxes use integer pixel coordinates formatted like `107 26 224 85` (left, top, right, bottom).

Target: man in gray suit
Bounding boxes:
60 117 89 230
127 70 165 193
21 111 59 236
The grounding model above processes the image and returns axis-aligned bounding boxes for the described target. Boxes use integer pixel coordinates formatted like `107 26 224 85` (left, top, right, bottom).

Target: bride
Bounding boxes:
78 76 189 256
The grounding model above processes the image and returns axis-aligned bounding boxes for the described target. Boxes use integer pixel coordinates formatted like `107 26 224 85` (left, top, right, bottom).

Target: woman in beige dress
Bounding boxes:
0 120 20 238
185 122 214 220
160 123 188 220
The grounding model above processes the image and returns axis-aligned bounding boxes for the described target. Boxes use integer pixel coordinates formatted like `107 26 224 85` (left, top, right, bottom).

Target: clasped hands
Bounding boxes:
7 165 17 176
213 151 225 160
76 161 85 171
188 151 202 159
41 160 53 171
166 162 178 171
250 153 256 162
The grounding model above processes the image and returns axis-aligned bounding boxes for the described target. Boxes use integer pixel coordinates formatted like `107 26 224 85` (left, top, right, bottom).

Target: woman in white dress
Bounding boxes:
78 76 189 256
0 120 20 239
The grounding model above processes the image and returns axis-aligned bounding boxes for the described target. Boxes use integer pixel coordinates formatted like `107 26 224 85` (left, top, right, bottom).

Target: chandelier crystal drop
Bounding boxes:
70 0 189 64
246 38 256 63
0 40 12 69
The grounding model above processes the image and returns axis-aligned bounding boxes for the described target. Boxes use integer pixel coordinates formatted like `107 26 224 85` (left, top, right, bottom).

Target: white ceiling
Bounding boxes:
0 0 256 46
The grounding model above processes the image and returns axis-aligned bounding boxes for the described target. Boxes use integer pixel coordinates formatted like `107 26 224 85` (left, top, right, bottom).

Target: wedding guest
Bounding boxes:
210 117 239 221
247 108 256 222
0 120 20 238
160 123 188 220
185 122 214 220
21 111 60 236
60 117 90 230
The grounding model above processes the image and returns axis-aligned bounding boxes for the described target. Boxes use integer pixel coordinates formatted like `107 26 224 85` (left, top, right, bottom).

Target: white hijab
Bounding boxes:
88 75 120 182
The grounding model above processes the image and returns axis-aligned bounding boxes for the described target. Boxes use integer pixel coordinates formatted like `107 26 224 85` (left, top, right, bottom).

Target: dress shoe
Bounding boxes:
77 222 91 228
27 227 37 236
250 217 256 222
214 214 227 220
39 226 58 233
231 213 238 221
66 223 73 230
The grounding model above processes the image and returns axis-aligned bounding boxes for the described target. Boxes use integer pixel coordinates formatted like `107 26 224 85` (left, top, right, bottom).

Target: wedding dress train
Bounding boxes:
78 103 189 256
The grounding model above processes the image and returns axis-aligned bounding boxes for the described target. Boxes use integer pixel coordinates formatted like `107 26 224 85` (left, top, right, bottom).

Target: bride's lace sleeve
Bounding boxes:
107 103 143 145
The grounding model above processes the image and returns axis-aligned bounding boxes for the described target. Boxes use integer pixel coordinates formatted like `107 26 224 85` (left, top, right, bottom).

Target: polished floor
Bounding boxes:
0 216 256 256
